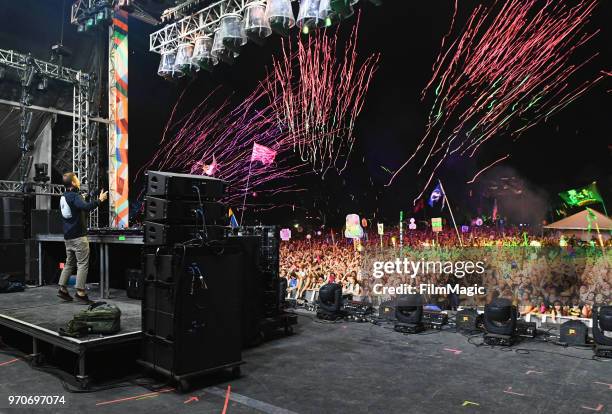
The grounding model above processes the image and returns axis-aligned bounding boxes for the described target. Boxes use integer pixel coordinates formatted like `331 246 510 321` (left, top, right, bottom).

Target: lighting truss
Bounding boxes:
0 180 66 196
150 0 268 54
0 47 97 225
0 48 86 84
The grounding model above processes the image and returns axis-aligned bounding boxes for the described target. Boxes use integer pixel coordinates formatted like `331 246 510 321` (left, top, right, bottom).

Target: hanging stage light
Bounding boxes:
243 2 272 45
297 0 325 34
157 49 176 79
192 35 218 72
329 0 355 21
592 305 612 358
218 14 247 53
211 28 238 65
483 298 517 346
265 0 295 36
173 42 195 77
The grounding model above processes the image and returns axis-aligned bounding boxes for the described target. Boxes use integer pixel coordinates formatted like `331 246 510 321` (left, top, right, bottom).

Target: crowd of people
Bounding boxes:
279 226 611 322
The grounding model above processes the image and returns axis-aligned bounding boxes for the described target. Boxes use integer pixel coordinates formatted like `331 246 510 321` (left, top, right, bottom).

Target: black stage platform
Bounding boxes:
1 309 611 413
0 286 141 387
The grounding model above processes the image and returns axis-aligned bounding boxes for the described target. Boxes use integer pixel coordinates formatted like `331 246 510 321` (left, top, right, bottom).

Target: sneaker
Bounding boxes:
75 293 94 305
57 289 73 302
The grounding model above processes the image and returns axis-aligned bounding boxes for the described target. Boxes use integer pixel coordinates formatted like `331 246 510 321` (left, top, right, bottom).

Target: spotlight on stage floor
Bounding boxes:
592 305 612 358
316 283 344 320
394 294 425 334
483 298 517 346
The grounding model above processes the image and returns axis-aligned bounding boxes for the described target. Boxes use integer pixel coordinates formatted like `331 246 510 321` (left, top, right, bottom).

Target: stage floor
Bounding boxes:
0 285 141 341
1 308 611 413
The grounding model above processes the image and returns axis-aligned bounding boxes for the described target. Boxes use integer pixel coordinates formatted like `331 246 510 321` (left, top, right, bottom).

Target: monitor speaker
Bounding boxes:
456 308 482 332
559 320 588 346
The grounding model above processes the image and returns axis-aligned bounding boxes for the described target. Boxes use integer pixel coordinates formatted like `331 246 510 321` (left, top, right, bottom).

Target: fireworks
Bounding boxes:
142 19 378 207
264 14 379 175
387 0 604 199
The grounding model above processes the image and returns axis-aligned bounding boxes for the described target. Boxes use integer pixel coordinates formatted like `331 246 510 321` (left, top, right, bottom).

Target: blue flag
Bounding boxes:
428 183 444 207
228 208 239 228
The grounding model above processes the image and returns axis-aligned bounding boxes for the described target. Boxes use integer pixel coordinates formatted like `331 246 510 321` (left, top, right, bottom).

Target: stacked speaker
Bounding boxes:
140 171 243 389
0 196 31 281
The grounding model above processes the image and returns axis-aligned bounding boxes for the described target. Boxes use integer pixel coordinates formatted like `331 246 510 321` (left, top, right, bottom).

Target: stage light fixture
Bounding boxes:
243 2 272 45
192 35 218 72
592 305 612 358
37 77 48 91
394 294 425 333
173 43 195 76
157 49 176 79
483 298 517 346
329 0 354 20
212 29 238 65
218 14 247 53
316 283 344 320
33 163 50 183
297 0 325 33
265 0 295 36
0 67 5 80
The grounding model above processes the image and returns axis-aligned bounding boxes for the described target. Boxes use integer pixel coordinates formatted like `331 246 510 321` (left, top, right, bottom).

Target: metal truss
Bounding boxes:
0 48 98 226
71 0 96 24
0 180 65 196
0 48 85 84
149 0 266 53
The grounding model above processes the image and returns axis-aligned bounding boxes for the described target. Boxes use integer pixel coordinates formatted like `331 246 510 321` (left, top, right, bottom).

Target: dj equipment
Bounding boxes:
559 320 588 346
144 222 225 245
145 197 227 224
423 311 448 330
126 268 144 299
516 321 537 338
343 301 373 322
31 209 63 237
140 242 243 390
455 309 482 332
146 171 227 200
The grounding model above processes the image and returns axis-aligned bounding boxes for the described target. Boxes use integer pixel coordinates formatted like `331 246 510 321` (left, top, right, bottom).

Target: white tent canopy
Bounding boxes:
544 209 612 231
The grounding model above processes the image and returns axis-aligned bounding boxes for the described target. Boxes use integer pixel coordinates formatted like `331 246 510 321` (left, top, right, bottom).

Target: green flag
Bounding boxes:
558 182 602 207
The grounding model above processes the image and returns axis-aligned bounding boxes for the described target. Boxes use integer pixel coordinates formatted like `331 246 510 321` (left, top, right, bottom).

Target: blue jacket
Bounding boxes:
60 190 100 240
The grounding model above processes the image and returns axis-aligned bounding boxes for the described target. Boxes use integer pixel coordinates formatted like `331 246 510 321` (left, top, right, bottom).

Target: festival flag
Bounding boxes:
251 143 277 165
558 182 602 207
428 183 444 207
228 208 239 228
492 198 498 221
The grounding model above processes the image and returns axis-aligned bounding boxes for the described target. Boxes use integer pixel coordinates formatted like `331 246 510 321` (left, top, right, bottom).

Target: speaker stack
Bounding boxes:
228 226 297 344
0 196 30 281
139 171 243 392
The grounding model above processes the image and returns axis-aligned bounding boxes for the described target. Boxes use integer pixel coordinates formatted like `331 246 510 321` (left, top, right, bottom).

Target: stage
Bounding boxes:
1 308 611 413
0 286 141 388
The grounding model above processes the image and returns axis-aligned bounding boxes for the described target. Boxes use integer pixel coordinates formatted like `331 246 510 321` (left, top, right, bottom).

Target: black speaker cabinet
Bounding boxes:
456 308 482 332
0 242 25 280
560 320 588 346
140 242 244 376
31 210 63 237
144 222 226 245
145 197 227 224
146 171 227 200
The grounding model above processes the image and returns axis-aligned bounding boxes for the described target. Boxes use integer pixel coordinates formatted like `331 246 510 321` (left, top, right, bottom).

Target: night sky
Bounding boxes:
2 1 611 227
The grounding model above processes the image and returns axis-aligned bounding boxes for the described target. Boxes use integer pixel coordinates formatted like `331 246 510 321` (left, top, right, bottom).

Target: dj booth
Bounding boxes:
33 230 144 299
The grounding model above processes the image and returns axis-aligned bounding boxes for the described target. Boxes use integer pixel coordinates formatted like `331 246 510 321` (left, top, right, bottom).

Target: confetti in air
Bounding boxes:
264 13 379 176
142 19 378 207
387 0 604 199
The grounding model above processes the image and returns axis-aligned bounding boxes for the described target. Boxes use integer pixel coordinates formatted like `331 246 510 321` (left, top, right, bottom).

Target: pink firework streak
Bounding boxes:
264 13 380 176
387 0 604 200
141 21 378 207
